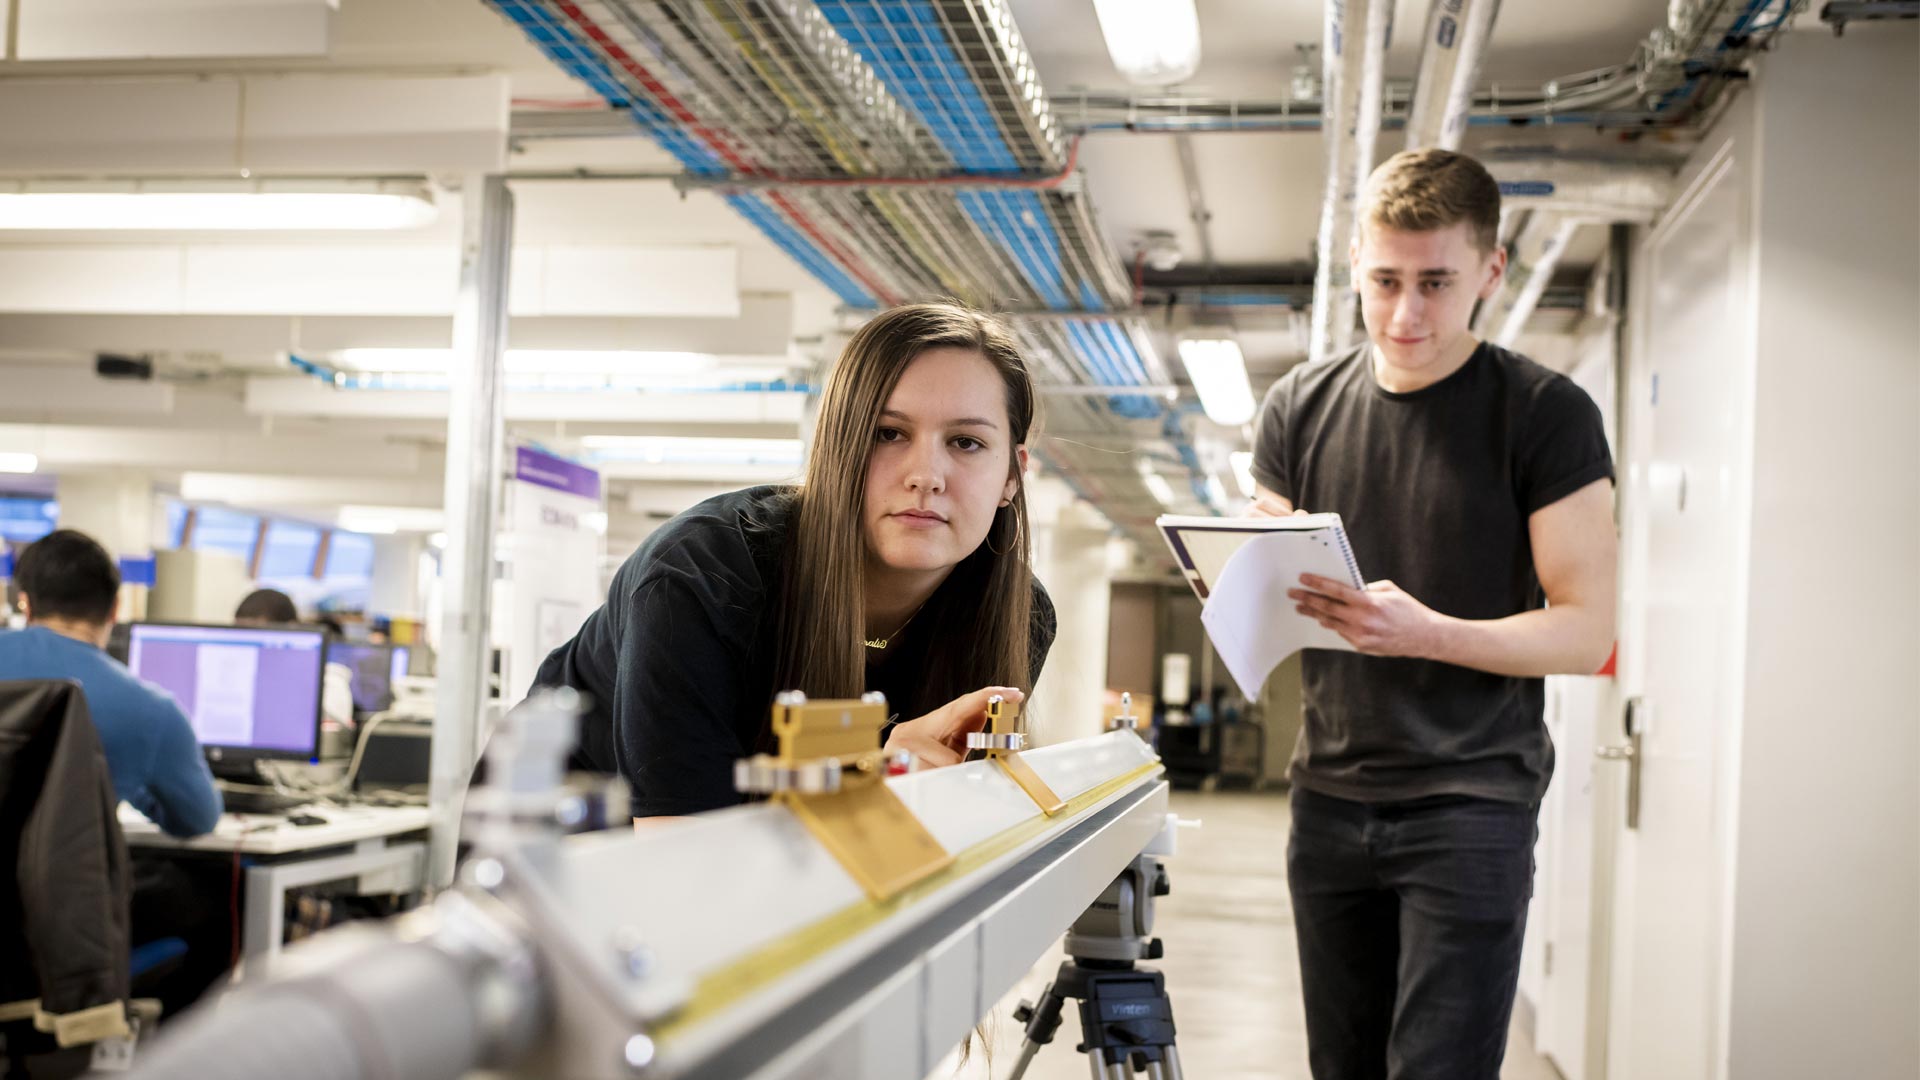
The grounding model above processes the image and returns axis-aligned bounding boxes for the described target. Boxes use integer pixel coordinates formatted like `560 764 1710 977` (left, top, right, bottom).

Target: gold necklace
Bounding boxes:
864 597 930 651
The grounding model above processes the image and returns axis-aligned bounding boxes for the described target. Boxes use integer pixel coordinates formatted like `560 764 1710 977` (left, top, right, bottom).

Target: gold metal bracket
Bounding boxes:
968 695 1066 816
735 691 951 902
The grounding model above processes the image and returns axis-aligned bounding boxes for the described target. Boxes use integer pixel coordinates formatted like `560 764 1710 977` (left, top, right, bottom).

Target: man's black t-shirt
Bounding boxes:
533 485 1058 816
1251 342 1613 805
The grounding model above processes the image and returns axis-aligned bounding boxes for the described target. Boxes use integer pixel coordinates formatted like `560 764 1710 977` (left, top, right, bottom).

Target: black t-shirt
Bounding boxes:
1251 342 1613 804
533 485 1057 816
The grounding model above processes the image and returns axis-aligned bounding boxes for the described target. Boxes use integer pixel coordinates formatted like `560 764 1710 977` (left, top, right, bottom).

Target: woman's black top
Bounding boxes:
533 485 1057 817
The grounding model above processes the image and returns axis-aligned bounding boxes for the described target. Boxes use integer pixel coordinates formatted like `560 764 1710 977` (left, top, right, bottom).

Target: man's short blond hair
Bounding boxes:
1358 149 1502 255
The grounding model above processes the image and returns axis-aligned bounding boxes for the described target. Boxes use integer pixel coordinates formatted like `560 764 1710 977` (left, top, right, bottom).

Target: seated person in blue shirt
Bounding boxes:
0 529 221 837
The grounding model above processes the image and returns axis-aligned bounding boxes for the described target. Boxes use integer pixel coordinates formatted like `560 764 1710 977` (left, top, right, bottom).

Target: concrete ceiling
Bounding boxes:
0 0 1682 548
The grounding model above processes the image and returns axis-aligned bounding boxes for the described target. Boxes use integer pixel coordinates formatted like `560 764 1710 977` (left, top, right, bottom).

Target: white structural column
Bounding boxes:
368 535 426 622
428 176 514 887
1025 475 1116 745
54 470 156 557
1308 0 1393 364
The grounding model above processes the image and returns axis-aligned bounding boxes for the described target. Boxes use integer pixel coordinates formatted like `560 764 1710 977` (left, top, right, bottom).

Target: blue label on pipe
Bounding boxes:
1500 181 1557 197
1437 15 1456 48
118 555 157 588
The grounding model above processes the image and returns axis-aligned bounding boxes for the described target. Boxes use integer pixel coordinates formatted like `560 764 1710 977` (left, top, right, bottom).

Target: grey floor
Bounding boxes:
932 788 1561 1080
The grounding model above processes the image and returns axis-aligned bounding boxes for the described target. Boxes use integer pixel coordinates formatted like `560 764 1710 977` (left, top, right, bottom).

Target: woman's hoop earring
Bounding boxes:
985 509 1013 556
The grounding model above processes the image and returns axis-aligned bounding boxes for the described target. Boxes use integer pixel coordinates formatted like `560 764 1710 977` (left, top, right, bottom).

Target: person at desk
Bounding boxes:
533 302 1056 818
1251 150 1618 1079
0 529 220 838
234 587 298 626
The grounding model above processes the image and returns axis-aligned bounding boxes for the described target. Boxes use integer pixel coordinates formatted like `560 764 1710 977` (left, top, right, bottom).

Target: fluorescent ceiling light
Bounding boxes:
1092 0 1201 86
0 191 438 231
1228 451 1258 500
1136 458 1178 507
335 349 718 377
1178 338 1257 426
578 436 804 467
1140 471 1178 507
0 453 37 474
338 505 443 535
1206 474 1229 511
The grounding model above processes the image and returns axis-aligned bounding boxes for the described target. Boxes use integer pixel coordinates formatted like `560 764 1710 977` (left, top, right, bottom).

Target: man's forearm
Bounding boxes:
1424 604 1613 678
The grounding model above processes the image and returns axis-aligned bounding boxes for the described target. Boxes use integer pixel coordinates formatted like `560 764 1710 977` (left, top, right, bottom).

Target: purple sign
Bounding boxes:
515 447 601 501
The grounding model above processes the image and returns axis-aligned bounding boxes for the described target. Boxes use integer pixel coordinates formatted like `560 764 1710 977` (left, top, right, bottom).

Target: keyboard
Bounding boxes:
218 785 308 815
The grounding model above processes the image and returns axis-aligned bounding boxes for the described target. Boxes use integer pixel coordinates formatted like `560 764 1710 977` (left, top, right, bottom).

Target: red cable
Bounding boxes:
549 1 1044 303
725 136 1084 191
229 838 243 968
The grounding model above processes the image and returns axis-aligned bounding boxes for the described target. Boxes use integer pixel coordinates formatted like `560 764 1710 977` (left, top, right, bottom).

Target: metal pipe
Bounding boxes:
1474 209 1573 341
1491 159 1676 222
1172 133 1216 267
1491 215 1582 346
429 174 513 889
1405 0 1502 151
1309 0 1393 365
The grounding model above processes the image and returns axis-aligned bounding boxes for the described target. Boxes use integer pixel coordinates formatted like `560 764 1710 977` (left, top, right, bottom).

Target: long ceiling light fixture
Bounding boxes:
1177 338 1257 426
1137 458 1178 507
0 182 438 231
0 453 38 474
576 436 804 468
1091 0 1202 86
308 350 804 393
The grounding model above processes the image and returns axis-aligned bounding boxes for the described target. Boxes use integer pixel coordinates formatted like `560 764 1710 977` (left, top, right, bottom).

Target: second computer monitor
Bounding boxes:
327 642 410 714
125 622 327 764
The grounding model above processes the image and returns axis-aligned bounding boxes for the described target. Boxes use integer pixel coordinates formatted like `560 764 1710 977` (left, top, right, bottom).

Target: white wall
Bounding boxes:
1725 25 1920 1078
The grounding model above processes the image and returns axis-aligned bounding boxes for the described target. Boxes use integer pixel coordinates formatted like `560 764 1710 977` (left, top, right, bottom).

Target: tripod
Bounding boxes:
1003 854 1184 1080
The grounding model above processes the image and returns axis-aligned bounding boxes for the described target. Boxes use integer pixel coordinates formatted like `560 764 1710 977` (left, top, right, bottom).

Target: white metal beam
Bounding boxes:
0 422 420 476
0 244 742 318
0 75 507 174
241 378 810 424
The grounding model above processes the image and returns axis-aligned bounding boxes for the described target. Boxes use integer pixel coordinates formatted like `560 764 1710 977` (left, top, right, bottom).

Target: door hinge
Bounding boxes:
1544 941 1554 977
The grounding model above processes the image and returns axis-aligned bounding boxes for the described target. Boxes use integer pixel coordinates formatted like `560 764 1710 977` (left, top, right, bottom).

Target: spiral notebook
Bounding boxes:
1155 513 1369 699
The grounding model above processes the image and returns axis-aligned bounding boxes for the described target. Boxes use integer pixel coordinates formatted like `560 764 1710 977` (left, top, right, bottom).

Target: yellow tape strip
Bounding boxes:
652 761 1165 1042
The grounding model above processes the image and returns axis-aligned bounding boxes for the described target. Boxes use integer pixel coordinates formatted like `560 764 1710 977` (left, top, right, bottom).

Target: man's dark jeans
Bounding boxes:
1287 785 1538 1080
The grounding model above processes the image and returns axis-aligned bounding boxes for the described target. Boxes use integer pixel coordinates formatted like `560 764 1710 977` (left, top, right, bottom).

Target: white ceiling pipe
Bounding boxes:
1404 0 1502 152
1491 216 1582 347
1473 211 1580 344
1308 0 1394 365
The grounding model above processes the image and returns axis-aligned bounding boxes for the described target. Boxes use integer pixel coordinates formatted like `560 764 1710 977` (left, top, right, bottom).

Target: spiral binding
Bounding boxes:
1330 522 1365 588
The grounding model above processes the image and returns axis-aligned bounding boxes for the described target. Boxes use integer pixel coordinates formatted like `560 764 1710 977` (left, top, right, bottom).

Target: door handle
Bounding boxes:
1596 696 1646 829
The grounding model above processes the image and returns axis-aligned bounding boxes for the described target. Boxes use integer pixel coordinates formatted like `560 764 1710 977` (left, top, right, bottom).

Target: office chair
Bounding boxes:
0 679 154 1079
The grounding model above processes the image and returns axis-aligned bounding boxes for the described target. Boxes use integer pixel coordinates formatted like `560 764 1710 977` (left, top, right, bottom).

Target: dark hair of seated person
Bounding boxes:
14 529 121 625
234 588 299 625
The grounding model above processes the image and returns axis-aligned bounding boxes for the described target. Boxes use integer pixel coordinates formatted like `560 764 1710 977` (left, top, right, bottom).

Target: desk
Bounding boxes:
120 803 431 969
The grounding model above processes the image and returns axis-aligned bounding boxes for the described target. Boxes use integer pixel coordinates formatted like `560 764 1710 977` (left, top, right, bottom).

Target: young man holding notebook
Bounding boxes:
1250 149 1617 1079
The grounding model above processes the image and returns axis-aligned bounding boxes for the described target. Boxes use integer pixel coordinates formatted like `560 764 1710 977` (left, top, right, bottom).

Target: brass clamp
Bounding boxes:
977 695 1066 817
734 691 952 902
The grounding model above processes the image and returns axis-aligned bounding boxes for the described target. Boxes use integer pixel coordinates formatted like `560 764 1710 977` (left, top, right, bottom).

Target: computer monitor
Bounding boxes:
326 642 410 714
125 622 326 769
105 622 130 664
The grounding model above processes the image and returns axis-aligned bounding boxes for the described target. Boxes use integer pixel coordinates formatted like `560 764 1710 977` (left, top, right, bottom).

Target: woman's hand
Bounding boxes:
884 686 1025 768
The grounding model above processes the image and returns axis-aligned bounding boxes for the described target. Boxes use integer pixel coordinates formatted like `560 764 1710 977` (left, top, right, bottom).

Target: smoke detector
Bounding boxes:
1140 230 1182 273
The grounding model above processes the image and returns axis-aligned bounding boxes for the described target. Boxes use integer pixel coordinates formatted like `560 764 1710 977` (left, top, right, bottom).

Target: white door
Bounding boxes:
1605 133 1755 1080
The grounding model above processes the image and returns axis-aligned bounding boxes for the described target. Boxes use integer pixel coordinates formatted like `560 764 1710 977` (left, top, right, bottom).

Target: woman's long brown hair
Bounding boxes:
770 302 1038 732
